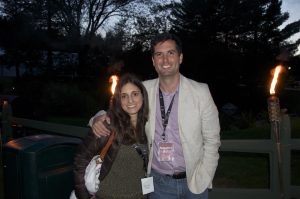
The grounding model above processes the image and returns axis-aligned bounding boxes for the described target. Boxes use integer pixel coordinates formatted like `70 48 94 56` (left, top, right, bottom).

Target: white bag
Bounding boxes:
69 155 102 199
84 155 103 194
69 190 77 199
70 132 114 199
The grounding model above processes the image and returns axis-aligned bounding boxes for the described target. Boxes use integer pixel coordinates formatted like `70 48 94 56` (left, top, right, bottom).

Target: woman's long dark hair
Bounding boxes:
107 73 149 145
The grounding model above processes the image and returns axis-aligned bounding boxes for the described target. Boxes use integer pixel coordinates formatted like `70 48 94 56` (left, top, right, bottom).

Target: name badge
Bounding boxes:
158 142 174 162
141 177 154 195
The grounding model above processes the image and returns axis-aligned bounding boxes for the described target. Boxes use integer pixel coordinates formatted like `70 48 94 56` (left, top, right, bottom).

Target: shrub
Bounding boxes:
40 82 100 118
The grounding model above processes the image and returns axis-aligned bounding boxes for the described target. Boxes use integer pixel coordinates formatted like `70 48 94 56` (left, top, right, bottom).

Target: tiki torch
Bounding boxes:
108 75 119 105
109 75 119 96
267 65 284 199
101 75 119 129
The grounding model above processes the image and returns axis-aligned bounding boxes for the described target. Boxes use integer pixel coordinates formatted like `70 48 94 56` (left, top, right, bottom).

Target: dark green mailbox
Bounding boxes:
3 134 82 199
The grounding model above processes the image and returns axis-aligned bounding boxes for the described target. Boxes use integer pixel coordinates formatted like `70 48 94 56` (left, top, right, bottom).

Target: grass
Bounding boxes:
214 152 269 188
291 150 300 185
0 155 3 199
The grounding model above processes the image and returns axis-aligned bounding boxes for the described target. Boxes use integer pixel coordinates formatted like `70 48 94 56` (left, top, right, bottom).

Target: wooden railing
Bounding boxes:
1 101 300 199
210 114 300 199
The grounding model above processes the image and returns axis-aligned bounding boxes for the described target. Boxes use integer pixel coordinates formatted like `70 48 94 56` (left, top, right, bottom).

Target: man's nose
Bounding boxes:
162 53 169 64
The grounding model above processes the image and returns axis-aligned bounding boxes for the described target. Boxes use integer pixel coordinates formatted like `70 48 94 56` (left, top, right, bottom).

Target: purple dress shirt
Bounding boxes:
151 86 186 175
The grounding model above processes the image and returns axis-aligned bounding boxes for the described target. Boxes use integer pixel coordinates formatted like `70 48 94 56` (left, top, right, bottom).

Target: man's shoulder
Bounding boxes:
143 78 158 86
181 75 208 89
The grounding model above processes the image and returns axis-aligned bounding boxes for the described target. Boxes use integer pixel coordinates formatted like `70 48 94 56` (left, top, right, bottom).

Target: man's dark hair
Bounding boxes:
150 32 182 55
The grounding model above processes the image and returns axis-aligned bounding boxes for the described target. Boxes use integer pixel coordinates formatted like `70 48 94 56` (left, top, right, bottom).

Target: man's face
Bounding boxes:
152 40 183 78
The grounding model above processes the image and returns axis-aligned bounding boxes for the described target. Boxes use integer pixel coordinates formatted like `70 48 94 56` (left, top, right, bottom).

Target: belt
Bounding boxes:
166 172 186 179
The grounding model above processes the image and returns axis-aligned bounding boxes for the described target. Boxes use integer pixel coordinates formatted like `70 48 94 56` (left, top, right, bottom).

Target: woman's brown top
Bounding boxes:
96 144 145 199
73 129 147 199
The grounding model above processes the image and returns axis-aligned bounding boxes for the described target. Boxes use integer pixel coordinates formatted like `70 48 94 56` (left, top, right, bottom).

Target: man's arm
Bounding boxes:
88 110 111 137
200 86 221 180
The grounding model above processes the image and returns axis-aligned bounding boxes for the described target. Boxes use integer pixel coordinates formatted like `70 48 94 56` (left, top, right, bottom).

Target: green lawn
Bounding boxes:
214 152 269 188
291 150 300 185
0 151 4 199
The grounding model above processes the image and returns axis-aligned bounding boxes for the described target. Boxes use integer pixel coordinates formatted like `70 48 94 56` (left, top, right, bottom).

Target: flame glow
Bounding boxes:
109 75 119 95
270 65 282 95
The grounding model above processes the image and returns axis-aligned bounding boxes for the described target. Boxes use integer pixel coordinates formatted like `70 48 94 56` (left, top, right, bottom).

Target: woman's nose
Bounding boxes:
128 95 133 103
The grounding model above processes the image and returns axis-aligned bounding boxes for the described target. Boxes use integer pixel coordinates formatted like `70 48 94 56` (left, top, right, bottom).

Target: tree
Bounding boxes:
0 0 141 76
169 0 300 85
110 0 175 51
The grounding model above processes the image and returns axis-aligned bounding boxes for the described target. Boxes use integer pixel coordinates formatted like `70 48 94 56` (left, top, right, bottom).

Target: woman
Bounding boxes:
73 73 149 199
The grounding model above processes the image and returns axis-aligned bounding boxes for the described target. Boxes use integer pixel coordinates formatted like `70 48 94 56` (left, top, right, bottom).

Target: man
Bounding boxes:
90 33 221 199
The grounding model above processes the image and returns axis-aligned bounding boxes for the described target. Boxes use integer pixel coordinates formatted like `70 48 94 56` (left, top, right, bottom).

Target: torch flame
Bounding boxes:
270 65 282 95
109 75 119 95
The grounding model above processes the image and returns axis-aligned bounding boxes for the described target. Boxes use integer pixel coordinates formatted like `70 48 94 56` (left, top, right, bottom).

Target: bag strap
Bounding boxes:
99 132 115 160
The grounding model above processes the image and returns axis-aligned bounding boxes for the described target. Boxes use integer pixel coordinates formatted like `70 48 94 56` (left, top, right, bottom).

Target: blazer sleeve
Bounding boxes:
73 129 108 199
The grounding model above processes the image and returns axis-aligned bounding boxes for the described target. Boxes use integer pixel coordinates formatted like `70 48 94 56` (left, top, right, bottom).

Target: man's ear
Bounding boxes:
152 56 155 66
180 53 183 64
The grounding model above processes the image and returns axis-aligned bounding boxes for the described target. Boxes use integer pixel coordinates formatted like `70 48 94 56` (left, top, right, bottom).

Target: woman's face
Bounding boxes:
120 82 143 116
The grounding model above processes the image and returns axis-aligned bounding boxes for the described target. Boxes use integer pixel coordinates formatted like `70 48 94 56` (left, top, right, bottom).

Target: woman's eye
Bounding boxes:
133 92 140 97
121 94 128 99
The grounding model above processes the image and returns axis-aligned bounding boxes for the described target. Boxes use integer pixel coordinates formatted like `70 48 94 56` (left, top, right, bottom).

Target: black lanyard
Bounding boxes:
159 89 176 141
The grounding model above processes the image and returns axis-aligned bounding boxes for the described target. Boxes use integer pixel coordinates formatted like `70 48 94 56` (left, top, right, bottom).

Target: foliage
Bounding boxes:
1 0 136 38
5 76 105 119
1 0 299 81
291 117 300 139
280 89 300 117
113 0 173 50
220 109 269 130
1 0 300 118
0 0 141 76
169 0 300 85
39 81 101 118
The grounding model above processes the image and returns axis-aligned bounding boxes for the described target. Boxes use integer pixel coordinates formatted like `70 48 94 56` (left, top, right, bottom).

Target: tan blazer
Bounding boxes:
144 74 221 194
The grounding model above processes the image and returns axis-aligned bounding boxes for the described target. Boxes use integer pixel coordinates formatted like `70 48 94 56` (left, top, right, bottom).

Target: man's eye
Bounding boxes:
155 52 162 57
168 51 176 56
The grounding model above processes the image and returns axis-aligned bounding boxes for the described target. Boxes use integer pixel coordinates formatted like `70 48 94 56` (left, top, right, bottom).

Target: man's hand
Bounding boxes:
91 114 111 137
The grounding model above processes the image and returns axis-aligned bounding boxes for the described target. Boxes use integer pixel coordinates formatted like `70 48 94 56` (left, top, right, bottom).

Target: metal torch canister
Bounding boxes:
268 95 280 122
267 95 285 199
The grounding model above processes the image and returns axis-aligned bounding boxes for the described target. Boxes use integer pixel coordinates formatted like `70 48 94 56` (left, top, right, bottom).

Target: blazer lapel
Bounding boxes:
145 79 159 142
